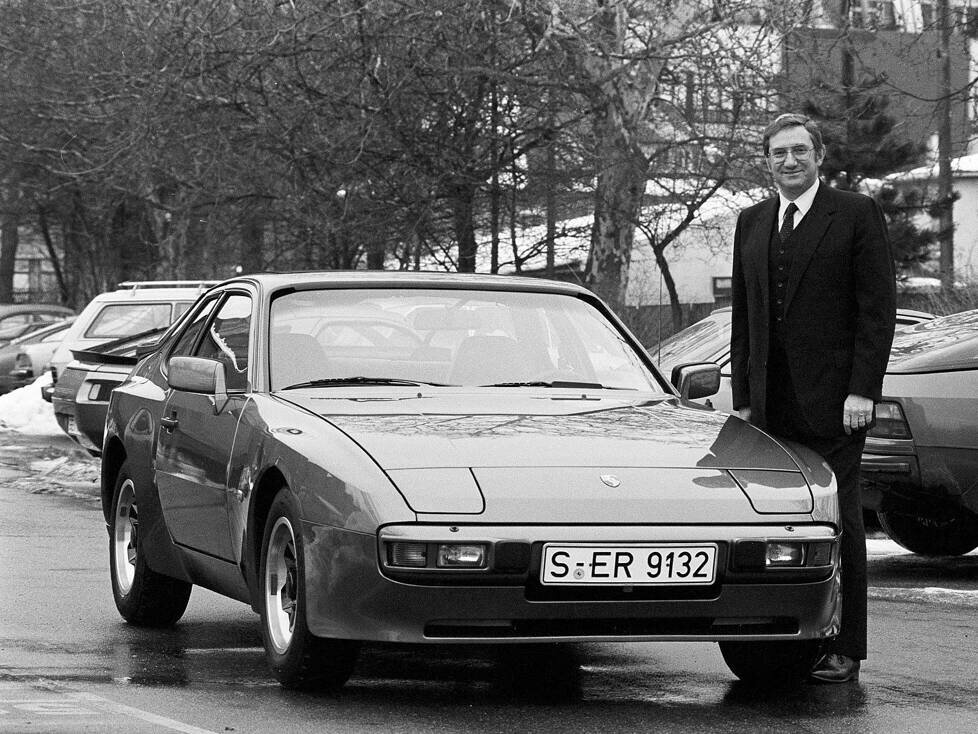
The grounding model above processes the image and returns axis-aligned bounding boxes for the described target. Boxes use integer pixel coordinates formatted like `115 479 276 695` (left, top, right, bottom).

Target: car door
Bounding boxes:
155 293 253 561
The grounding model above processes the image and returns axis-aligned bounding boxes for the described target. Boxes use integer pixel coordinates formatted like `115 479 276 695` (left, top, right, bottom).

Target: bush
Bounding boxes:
897 284 978 317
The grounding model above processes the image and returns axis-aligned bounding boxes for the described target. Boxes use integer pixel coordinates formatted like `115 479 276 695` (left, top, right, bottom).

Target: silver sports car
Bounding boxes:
101 271 841 689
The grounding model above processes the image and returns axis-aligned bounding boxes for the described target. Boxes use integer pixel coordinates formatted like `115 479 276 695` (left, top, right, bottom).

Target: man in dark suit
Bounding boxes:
730 113 896 683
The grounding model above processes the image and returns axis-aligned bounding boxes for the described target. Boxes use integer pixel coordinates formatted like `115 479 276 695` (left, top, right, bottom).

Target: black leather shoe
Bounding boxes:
809 653 860 683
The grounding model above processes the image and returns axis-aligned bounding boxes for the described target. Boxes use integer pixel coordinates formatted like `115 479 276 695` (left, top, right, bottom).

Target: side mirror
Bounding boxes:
168 356 228 412
671 363 721 401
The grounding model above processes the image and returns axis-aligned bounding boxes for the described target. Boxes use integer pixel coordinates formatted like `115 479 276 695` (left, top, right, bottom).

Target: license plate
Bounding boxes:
540 543 718 586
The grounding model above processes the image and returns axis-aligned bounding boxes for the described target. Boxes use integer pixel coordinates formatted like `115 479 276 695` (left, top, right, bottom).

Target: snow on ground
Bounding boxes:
0 373 61 436
0 375 101 500
867 536 910 556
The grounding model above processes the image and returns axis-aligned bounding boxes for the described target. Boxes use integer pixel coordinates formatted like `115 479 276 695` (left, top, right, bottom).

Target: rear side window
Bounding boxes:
85 303 173 339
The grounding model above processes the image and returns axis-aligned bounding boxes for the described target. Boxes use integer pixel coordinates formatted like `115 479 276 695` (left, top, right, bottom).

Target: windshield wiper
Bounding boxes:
483 380 626 389
280 376 449 390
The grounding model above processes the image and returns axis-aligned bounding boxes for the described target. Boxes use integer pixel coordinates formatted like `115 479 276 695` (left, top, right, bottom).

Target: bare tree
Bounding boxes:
513 1 787 315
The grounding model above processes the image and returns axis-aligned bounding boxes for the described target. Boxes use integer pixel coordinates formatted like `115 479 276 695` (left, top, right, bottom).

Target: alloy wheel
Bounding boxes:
112 478 138 595
264 517 299 654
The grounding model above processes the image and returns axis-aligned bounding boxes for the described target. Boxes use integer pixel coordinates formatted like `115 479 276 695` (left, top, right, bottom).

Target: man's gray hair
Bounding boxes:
762 113 825 156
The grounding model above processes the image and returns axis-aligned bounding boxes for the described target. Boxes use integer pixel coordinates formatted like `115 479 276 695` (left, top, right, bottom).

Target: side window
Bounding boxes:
170 297 221 359
174 301 194 320
194 294 252 391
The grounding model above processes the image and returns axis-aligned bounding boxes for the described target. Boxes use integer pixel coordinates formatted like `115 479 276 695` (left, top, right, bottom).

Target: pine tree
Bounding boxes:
803 83 935 278
804 83 925 191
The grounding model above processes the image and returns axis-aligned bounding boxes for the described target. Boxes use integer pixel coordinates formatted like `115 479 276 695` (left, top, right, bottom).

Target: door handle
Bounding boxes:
160 415 179 432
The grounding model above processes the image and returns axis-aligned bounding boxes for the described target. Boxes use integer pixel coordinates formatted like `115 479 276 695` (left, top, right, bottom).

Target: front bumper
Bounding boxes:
301 523 841 644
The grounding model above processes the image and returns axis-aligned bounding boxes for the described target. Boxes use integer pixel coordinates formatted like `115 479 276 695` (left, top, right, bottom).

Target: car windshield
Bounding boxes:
268 288 664 392
651 310 731 375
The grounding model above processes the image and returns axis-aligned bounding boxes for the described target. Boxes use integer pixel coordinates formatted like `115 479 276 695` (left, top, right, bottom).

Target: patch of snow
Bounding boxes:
869 586 978 606
866 537 911 556
0 373 61 436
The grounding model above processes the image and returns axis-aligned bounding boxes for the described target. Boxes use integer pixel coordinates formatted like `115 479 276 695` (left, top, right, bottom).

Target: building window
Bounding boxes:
877 1 897 28
713 276 732 305
920 3 934 27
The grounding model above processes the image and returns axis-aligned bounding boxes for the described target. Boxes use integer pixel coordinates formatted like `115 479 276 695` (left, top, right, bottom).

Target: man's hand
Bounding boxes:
843 394 874 435
737 407 752 423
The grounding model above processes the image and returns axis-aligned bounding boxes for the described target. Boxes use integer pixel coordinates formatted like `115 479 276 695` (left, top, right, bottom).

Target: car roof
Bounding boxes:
8 319 74 345
0 303 74 316
89 281 219 302
214 270 591 297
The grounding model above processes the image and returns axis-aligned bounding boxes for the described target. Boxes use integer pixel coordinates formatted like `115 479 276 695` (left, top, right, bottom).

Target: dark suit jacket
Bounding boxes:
730 182 896 438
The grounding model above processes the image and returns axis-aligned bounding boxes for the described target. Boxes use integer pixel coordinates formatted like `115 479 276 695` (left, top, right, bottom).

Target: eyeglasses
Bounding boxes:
769 145 815 163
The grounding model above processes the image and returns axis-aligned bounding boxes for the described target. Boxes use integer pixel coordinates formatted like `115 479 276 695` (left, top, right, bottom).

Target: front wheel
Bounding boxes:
259 490 359 690
719 640 822 686
878 509 978 556
109 462 192 626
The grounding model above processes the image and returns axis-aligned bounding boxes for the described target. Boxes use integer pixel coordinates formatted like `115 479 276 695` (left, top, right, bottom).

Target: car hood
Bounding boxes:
888 308 978 373
279 390 823 521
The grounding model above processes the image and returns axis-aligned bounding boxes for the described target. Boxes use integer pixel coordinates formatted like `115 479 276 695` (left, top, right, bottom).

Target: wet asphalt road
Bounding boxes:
2 432 978 733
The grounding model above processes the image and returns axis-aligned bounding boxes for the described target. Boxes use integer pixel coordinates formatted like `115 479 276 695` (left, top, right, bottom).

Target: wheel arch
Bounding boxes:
246 465 289 612
100 436 127 525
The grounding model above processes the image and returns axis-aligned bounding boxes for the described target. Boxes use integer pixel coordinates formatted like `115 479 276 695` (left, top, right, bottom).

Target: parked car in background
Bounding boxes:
52 326 172 454
0 319 75 395
650 305 968 548
102 271 843 689
0 303 74 348
651 306 937 415
49 281 215 385
860 308 978 556
49 280 216 440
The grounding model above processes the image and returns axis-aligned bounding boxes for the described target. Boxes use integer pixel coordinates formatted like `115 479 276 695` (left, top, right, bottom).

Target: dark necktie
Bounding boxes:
780 202 798 243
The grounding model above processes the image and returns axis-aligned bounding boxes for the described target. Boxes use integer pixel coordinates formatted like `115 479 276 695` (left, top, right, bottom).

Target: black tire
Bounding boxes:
109 461 192 626
719 640 822 686
259 490 359 690
878 509 978 556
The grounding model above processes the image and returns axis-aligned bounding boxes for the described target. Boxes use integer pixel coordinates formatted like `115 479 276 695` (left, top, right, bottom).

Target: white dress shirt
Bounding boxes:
778 179 820 231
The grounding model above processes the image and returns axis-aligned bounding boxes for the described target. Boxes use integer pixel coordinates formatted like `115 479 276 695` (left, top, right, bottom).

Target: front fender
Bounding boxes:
228 395 415 554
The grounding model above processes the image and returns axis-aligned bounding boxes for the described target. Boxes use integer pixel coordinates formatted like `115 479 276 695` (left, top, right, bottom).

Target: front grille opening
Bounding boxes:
425 617 798 639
